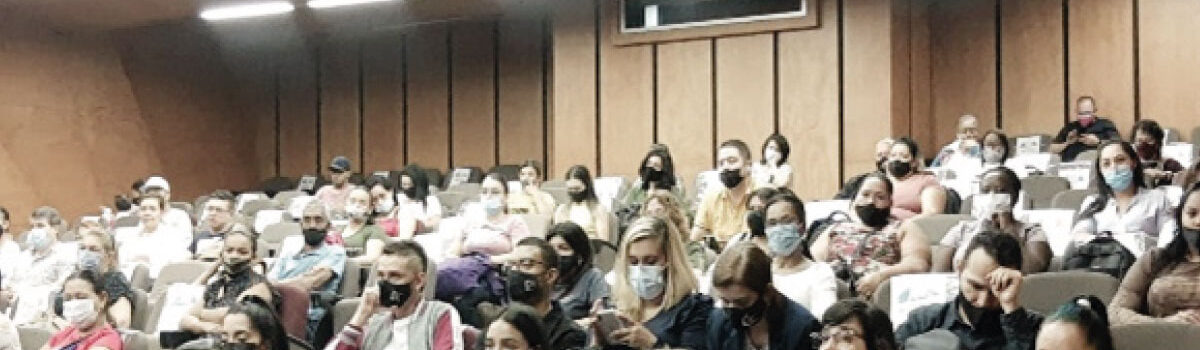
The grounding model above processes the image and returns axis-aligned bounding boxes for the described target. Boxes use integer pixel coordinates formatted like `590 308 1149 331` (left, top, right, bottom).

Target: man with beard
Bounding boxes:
267 201 347 342
505 237 587 350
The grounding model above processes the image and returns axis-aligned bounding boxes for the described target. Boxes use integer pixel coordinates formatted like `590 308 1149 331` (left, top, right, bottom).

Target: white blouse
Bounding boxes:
1071 187 1177 248
774 262 839 318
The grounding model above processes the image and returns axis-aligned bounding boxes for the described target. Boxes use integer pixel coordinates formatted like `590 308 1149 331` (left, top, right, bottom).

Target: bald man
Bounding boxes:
931 115 983 167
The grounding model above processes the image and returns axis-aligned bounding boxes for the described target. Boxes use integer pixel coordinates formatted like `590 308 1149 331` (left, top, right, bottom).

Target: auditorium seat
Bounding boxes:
447 182 482 200
1113 322 1200 350
1192 126 1200 147
1020 175 1071 210
332 298 359 337
340 261 367 299
258 176 297 197
872 279 892 314
18 326 52 350
541 179 565 189
254 209 287 234
272 283 311 341
911 214 970 245
114 215 141 229
240 199 278 219
129 289 151 331
273 190 306 207
1018 271 1118 315
1075 149 1100 162
488 164 522 182
122 330 150 350
544 187 569 206
1050 189 1093 220
260 222 301 258
130 264 152 291
435 191 467 216
150 261 213 300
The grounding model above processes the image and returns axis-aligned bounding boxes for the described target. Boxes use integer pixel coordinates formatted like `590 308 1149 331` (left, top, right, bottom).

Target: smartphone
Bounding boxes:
595 310 628 344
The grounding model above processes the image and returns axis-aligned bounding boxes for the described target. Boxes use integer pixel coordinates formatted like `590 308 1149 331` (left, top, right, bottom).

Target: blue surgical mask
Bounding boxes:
628 264 665 300
26 228 50 251
78 250 105 272
1103 165 1134 192
765 223 803 257
483 197 504 217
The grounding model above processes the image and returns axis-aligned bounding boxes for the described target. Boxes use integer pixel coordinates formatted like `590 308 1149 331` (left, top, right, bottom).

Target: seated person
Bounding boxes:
140 176 195 234
450 173 531 262
931 114 983 167
117 195 191 278
547 223 610 321
1177 159 1200 188
267 201 347 340
1130 119 1184 188
315 156 355 213
397 164 442 232
335 187 388 263
1036 295 1113 350
811 173 931 298
367 177 406 238
221 296 290 350
484 304 548 350
0 206 18 285
181 231 278 336
1070 141 1175 250
936 167 1051 274
763 194 838 317
191 190 247 261
553 165 612 242
896 234 1043 350
3 207 76 325
692 139 756 243
751 134 794 189
508 160 558 215
1109 185 1200 325
836 138 893 200
816 299 897 350
622 149 686 211
639 192 691 243
1050 96 1120 162
506 238 586 350
328 241 463 350
724 187 791 252
594 216 712 350
981 130 1011 167
74 230 135 329
41 271 123 350
707 242 819 350
0 311 15 350
883 137 946 220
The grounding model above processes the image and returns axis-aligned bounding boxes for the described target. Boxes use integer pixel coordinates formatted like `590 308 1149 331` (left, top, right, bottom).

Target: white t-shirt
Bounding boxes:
116 225 191 278
398 194 443 225
774 262 839 318
162 208 194 235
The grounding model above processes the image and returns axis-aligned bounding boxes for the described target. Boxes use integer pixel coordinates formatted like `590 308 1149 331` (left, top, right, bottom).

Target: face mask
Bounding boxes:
971 193 1012 221
222 342 257 350
643 168 664 183
719 169 745 189
724 297 766 330
568 191 588 203
1182 228 1200 250
506 270 544 303
982 147 1005 163
26 228 50 251
403 187 418 199
63 298 98 328
963 143 981 157
224 256 251 275
1078 114 1096 128
1135 142 1158 160
764 149 780 163
378 280 413 308
887 160 912 178
628 264 666 300
483 197 504 216
375 198 395 213
1103 165 1135 192
557 255 580 278
746 210 765 238
302 228 326 246
854 204 891 229
957 294 1002 331
78 250 104 272
345 205 369 219
765 223 803 257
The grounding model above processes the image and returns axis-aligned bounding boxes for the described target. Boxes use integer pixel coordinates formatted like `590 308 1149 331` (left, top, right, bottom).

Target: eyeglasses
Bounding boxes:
511 259 545 271
812 327 863 348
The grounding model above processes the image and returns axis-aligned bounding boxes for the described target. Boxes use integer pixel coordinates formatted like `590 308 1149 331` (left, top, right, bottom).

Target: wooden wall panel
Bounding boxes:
1001 0 1065 137
318 41 362 174
550 0 598 176
450 21 497 169
715 33 775 154
277 52 320 176
405 24 451 170
929 0 996 149
497 17 546 165
778 0 839 199
656 40 714 190
907 0 934 153
599 5 653 178
842 0 900 177
1068 0 1135 135
1138 0 1200 139
361 33 406 173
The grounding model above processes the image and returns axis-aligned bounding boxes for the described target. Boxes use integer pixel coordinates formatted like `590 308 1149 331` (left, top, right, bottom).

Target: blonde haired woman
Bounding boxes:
638 192 689 241
598 216 712 350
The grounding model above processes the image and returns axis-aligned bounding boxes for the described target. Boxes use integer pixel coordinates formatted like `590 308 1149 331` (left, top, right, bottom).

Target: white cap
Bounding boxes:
142 176 170 192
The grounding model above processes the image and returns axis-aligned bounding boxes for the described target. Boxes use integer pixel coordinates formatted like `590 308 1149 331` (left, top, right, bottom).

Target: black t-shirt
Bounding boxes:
1053 118 1120 162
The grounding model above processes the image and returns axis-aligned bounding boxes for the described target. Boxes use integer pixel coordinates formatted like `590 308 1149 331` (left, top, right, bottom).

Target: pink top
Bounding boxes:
315 185 352 212
377 217 399 237
47 324 123 350
890 173 940 219
461 215 531 256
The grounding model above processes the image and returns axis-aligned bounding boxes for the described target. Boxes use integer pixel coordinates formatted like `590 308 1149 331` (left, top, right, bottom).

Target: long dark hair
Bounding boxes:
1151 185 1200 275
1044 295 1114 350
488 304 548 350
546 222 593 270
565 165 598 204
710 243 790 333
982 130 1011 162
763 194 811 259
760 133 791 167
227 295 289 350
400 164 431 207
821 299 896 350
637 149 677 191
1078 141 1146 220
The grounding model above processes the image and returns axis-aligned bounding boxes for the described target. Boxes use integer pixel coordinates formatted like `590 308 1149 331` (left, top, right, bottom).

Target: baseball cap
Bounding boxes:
141 176 170 192
329 156 352 173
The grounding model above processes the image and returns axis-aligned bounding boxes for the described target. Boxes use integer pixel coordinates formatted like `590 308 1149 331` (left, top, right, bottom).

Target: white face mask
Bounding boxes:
63 298 98 328
971 193 1012 220
628 264 666 300
375 198 395 213
764 149 781 163
344 204 369 219
26 228 50 251
982 147 1005 163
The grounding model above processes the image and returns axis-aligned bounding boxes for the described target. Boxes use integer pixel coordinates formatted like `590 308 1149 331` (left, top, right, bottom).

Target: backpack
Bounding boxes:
1063 235 1136 279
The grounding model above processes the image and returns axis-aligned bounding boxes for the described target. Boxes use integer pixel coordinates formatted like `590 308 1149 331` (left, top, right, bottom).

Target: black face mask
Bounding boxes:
855 204 891 229
957 294 1002 331
720 169 744 189
507 270 544 304
746 210 765 238
1182 228 1200 250
724 298 766 330
221 342 257 350
643 168 664 183
568 191 588 203
887 160 912 178
557 255 580 279
403 186 418 199
378 280 413 308
302 228 326 246
223 257 251 276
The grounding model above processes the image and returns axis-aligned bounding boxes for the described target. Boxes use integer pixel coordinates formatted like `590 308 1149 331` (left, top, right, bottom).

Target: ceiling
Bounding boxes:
0 0 543 31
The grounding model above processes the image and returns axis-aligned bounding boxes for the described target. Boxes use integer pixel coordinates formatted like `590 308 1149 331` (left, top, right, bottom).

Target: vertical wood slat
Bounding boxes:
599 3 654 178
277 52 319 176
318 40 362 174
928 0 997 149
450 21 497 169
550 0 598 176
1001 0 1065 137
715 33 775 156
779 0 841 199
362 32 407 173
1137 0 1200 140
656 40 714 192
497 17 547 166
405 24 452 170
1068 0 1135 135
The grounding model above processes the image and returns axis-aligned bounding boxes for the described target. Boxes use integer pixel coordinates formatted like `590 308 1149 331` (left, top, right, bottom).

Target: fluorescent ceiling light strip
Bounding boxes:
308 0 396 9
200 2 295 20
